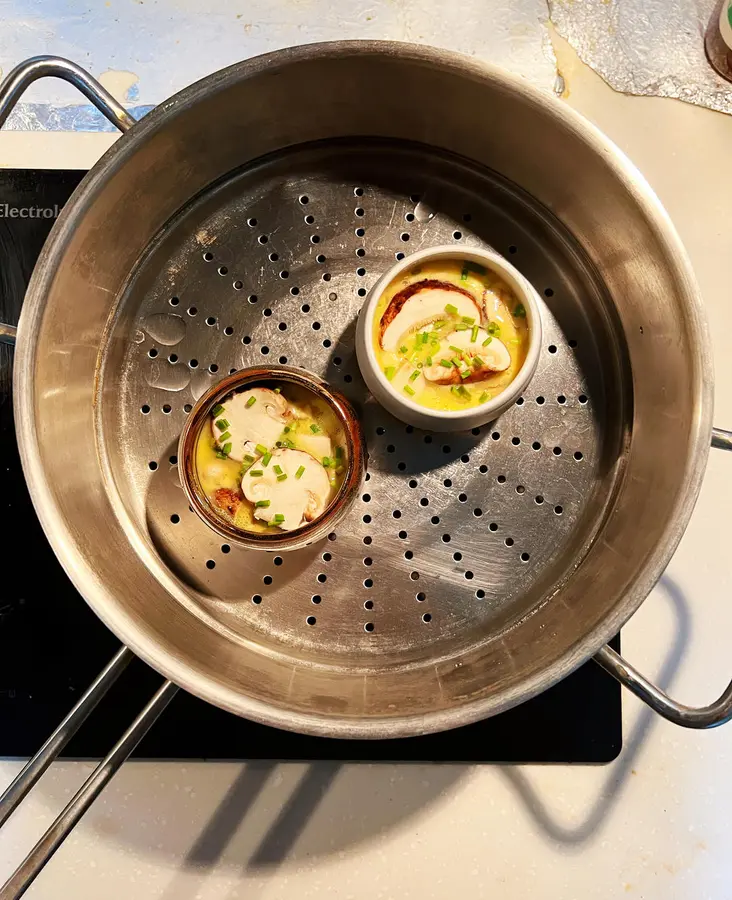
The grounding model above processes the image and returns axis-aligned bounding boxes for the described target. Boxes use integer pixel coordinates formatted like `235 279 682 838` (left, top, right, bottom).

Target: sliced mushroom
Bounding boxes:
423 328 511 385
292 430 333 461
241 448 332 531
380 279 482 352
213 388 289 462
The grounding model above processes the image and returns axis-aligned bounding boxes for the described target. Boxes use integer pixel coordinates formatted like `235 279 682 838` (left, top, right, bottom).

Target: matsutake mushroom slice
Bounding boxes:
423 328 511 385
212 388 289 462
241 448 332 531
379 279 482 352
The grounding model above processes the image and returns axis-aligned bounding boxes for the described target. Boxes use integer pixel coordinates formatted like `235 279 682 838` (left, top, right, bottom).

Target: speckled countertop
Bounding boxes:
1 33 732 900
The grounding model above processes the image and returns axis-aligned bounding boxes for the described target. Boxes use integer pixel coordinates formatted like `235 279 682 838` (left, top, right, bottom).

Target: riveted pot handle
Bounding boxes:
0 56 136 347
594 427 732 729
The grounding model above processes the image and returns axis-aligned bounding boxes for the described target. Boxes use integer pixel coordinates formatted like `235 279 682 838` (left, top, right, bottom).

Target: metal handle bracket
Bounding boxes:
594 426 732 728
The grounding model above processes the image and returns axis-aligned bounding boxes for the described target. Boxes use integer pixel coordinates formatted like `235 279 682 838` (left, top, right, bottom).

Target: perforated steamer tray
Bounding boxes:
104 140 625 665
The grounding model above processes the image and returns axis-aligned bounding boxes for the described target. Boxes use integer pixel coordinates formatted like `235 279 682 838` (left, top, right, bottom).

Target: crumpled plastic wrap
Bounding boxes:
549 0 732 115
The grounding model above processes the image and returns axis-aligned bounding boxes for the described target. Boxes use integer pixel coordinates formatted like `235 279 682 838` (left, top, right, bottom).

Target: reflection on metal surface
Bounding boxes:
0 0 556 131
549 0 732 115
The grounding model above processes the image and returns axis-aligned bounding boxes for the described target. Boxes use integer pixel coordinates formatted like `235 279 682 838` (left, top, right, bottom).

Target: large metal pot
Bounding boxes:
0 44 730 744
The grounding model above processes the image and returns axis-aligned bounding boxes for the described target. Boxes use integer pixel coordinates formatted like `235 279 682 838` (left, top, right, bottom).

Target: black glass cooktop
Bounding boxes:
0 169 621 763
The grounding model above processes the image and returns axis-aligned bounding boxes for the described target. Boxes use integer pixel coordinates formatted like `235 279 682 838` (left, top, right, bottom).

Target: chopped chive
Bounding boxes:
283 425 291 434
295 465 305 479
262 452 272 466
222 442 232 455
471 325 479 343
482 336 493 347
255 499 270 508
454 323 469 331
445 303 458 315
399 344 409 354
449 345 462 354
472 356 485 368
245 396 257 408
273 464 283 475
216 418 230 430
277 473 288 482
462 316 475 325
219 431 231 441
273 513 285 524
211 404 225 417
479 391 489 403
440 359 452 368
250 469 264 477
335 446 344 459
513 303 526 318
310 423 320 434
384 366 396 381
409 369 420 382
255 443 268 456
403 385 416 396
322 456 333 467
426 356 433 366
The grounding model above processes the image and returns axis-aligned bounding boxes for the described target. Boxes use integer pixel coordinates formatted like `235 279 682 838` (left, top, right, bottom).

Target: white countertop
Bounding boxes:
2 33 732 900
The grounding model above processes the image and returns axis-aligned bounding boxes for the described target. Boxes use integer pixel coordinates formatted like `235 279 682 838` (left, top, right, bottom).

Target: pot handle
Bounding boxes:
594 427 732 728
0 55 136 348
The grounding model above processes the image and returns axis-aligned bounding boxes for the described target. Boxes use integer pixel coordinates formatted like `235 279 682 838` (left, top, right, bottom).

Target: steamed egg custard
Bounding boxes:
195 384 348 533
373 259 530 411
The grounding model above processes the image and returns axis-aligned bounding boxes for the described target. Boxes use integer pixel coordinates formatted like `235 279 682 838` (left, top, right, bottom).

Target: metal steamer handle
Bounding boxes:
0 57 178 900
594 427 732 728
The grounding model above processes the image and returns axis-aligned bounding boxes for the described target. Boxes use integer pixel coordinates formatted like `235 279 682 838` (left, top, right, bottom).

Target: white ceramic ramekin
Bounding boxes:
355 246 542 431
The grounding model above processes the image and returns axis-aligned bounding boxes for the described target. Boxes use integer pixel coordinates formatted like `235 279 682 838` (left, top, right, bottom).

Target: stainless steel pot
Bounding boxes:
1 44 732 889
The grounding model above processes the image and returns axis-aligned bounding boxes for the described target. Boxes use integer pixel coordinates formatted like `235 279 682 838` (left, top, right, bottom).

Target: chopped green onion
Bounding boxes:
273 464 283 475
440 359 452 368
451 357 462 368
463 261 487 276
335 446 344 459
403 385 416 396
335 465 344 475
222 442 232 456
449 345 462 354
454 323 469 331
322 456 333 467
451 385 460 395
457 385 471 399
216 418 230 431
472 356 485 368
283 425 291 434
399 345 409 354
273 513 285 524
215 451 228 460
445 303 458 315
471 325 479 343
479 391 489 403
513 303 526 318
295 465 305 479
212 404 225 417
488 322 501 336
274 387 281 393
482 336 493 347
262 452 272 467
433 319 446 330
245 396 257 408
409 370 420 382
460 369 471 379
460 265 469 281
426 356 433 366
243 453 255 463
218 431 231 442
278 438 294 449
250 469 264 477
255 500 270 508
462 316 475 325
255 443 268 456
277 473 288 482
310 423 320 434
384 366 396 381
